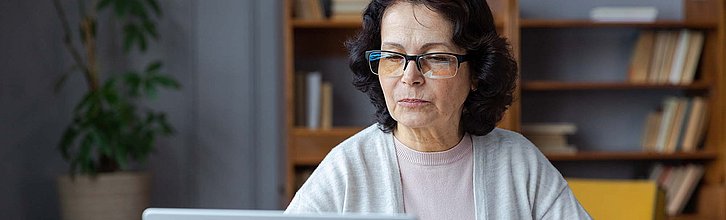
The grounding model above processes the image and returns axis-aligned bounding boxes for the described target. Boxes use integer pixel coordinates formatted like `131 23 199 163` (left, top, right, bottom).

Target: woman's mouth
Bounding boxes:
398 98 430 107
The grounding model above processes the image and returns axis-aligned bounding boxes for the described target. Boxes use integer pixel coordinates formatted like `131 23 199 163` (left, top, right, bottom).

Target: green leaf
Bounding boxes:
59 126 79 160
102 79 120 105
145 61 162 73
123 71 143 97
54 65 80 93
144 80 157 98
115 141 128 169
114 0 129 17
138 30 148 51
78 132 95 173
146 0 162 16
143 20 158 39
123 24 137 52
97 0 113 10
158 114 174 134
150 74 181 89
74 91 95 113
129 0 148 19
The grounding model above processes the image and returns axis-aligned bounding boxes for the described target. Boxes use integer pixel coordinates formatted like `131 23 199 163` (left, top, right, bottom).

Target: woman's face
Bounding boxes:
379 2 472 131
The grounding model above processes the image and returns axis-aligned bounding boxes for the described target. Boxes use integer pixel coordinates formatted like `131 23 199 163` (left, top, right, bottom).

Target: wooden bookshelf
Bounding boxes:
289 127 363 165
520 0 725 218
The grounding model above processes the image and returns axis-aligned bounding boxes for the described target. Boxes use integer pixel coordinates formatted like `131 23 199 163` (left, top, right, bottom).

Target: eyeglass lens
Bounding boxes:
368 51 459 79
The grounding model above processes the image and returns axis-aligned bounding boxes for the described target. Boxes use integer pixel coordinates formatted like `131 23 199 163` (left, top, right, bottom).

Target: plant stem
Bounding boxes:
81 16 99 91
52 0 91 85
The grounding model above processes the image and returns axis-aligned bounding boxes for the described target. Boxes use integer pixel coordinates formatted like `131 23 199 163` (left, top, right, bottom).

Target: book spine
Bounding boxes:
306 72 322 129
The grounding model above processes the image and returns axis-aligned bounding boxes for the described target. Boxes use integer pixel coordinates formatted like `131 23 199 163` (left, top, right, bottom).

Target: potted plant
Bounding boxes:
52 0 179 219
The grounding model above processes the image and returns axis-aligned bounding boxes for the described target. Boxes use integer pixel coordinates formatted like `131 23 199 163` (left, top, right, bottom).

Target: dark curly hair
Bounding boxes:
345 0 517 136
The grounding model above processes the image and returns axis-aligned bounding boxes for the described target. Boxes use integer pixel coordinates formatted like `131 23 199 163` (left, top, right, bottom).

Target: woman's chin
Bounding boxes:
393 115 437 129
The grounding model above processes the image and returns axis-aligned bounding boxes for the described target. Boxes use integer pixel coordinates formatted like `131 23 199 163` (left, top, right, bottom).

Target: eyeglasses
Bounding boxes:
365 50 469 79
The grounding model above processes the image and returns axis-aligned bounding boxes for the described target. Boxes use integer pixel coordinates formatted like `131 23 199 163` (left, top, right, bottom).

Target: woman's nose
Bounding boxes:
401 60 424 86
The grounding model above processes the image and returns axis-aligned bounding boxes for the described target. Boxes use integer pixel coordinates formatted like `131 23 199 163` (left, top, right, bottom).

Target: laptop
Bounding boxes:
143 208 416 220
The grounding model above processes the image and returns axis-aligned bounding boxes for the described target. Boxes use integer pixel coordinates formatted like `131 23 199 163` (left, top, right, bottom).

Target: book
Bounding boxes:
306 71 322 129
641 111 663 151
521 123 577 135
648 164 706 216
295 72 307 126
330 0 367 20
628 31 655 84
680 97 708 152
295 0 325 20
668 30 691 85
589 6 658 22
664 98 688 153
658 31 678 84
320 82 333 130
648 31 668 84
667 165 704 215
680 31 705 84
654 97 678 152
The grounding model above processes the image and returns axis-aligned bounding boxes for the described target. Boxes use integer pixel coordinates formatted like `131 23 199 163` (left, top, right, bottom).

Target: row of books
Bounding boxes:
649 164 705 215
641 96 709 153
522 123 578 154
295 71 333 129
294 0 367 20
628 29 705 85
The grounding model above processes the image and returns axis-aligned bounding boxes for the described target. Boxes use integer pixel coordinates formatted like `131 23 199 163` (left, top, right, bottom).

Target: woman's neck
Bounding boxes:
393 123 464 152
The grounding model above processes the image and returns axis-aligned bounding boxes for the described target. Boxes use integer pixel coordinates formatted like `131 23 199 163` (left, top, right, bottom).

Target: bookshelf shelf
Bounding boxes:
545 151 718 161
522 81 711 91
521 19 718 29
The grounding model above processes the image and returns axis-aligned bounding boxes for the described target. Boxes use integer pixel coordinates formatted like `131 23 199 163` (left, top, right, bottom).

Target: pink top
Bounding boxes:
394 134 475 220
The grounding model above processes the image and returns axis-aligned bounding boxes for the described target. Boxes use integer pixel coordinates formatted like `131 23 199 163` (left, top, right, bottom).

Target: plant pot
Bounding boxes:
57 171 150 220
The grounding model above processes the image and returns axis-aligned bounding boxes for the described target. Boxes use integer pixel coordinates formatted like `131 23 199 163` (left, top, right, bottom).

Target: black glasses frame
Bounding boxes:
365 50 469 77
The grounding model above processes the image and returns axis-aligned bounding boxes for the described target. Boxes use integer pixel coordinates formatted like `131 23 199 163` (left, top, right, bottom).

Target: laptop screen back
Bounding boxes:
143 208 416 220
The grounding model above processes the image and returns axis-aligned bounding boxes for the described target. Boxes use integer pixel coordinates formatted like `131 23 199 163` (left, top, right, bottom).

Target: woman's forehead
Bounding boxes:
380 2 455 50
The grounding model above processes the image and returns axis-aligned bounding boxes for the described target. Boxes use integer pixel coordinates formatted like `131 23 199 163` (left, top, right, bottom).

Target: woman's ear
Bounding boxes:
471 78 478 91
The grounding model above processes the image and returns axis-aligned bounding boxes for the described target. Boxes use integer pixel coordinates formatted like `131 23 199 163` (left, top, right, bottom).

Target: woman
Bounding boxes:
286 0 591 219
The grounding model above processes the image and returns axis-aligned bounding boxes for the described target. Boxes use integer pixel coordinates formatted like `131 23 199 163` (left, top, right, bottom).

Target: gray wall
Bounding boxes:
0 0 283 219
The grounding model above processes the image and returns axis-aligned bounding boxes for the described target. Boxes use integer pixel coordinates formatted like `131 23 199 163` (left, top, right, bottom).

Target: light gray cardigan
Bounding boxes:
286 124 591 220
